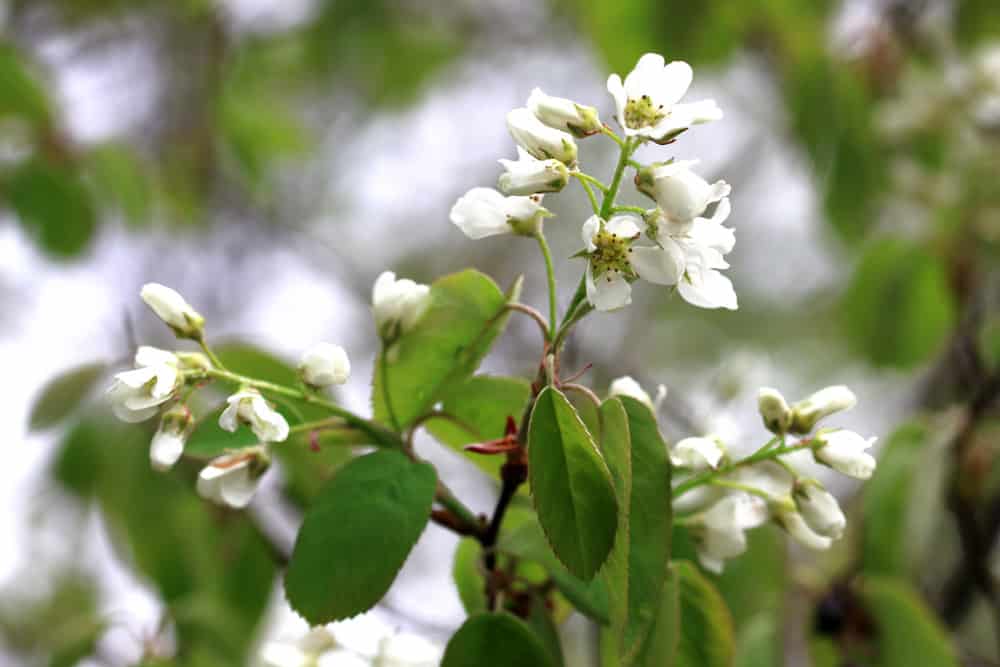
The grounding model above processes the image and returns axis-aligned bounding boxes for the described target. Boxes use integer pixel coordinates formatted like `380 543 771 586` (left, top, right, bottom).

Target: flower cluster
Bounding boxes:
628 377 876 573
107 278 430 508
449 53 736 312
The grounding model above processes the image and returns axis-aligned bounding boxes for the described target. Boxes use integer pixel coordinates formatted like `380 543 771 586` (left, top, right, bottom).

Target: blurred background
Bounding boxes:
2 0 999 665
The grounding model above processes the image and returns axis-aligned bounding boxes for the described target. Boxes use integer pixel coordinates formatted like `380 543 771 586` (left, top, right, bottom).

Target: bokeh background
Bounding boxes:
2 0 1000 665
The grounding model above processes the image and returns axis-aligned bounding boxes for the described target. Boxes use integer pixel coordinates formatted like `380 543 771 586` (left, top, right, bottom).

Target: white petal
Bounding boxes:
219 401 240 432
449 187 512 239
606 215 641 238
631 244 684 285
150 431 184 471
678 268 738 310
606 74 628 131
608 376 653 409
780 511 833 550
135 346 177 368
581 215 601 252
586 263 631 311
671 437 724 470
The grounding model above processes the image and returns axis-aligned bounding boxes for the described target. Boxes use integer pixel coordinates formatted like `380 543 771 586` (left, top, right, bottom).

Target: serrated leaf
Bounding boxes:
426 375 531 480
861 577 959 667
672 560 736 667
373 271 518 429
284 450 436 623
28 363 106 430
528 386 618 580
442 613 553 667
453 538 487 616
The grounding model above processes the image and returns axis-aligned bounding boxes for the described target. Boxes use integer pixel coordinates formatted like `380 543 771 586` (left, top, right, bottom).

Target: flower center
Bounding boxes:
624 94 666 129
590 227 637 281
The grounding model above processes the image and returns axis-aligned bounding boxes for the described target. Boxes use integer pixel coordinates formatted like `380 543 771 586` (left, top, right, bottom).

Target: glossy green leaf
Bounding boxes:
527 597 565 667
453 538 487 616
442 613 553 667
28 363 106 431
373 271 518 428
633 566 679 667
284 450 436 624
672 560 736 667
596 398 631 659
862 577 959 667
528 386 618 580
7 160 97 258
842 239 956 369
862 422 928 576
426 375 531 479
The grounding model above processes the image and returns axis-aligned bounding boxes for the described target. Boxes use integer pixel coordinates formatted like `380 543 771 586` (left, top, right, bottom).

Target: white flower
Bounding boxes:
261 628 340 667
793 482 846 540
631 197 737 310
526 87 602 137
107 346 181 423
299 343 351 388
774 508 833 550
150 404 193 472
372 271 431 338
790 385 857 434
140 283 204 338
758 387 792 434
635 160 730 224
582 214 642 311
506 107 578 166
608 375 666 412
671 436 725 470
219 388 289 442
497 147 569 196
813 429 877 479
373 633 443 667
694 493 768 573
607 53 722 142
449 186 550 239
197 451 268 509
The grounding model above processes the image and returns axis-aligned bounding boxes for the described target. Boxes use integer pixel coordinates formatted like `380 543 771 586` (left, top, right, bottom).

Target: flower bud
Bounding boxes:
792 481 846 540
107 346 180 423
219 388 290 442
634 160 729 223
176 351 213 371
608 375 666 412
197 448 270 509
498 147 569 196
150 404 193 471
526 87 602 138
813 429 877 479
670 436 725 470
757 387 792 434
773 506 833 550
140 283 205 339
372 271 431 339
450 187 550 239
299 343 351 388
506 107 578 166
789 385 857 434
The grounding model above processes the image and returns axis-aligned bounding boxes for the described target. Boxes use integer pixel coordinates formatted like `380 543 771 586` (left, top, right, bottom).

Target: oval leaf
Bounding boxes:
453 538 487 616
373 271 519 428
528 386 617 580
284 450 436 623
672 560 735 667
861 577 959 667
29 362 106 430
442 613 553 667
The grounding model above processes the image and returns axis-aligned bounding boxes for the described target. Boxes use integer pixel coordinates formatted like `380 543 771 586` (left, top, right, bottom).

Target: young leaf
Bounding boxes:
442 613 554 667
29 363 106 430
373 271 519 428
528 386 618 580
284 450 436 624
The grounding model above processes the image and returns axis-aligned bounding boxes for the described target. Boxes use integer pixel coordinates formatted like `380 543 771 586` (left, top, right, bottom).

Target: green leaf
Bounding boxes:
842 239 956 369
87 145 151 227
499 514 610 624
7 159 97 258
453 538 487 616
861 577 959 667
862 422 929 577
0 44 51 123
426 375 531 479
633 566 679 667
442 613 553 667
284 450 436 624
528 386 618 580
617 396 672 663
672 560 736 667
735 615 780 667
29 363 106 430
374 271 518 428
527 597 566 667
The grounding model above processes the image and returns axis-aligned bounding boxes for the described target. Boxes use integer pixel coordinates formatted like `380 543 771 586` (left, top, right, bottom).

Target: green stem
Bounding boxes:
600 136 636 219
197 335 226 370
571 172 601 214
379 343 401 431
601 125 626 148
288 417 349 434
612 205 647 215
198 367 400 448
535 232 558 340
672 442 814 499
436 483 482 533
709 478 776 503
572 171 608 192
